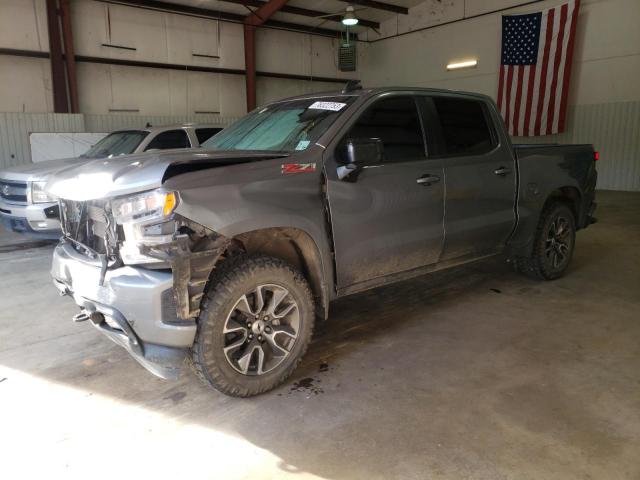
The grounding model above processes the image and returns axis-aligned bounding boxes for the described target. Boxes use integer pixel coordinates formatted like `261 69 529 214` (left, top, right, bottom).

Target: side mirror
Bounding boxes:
344 137 383 166
338 138 383 181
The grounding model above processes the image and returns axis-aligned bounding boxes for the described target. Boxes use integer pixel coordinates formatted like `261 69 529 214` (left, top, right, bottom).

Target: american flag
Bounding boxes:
498 0 580 136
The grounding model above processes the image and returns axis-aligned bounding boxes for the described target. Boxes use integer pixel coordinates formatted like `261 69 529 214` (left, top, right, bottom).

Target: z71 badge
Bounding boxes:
281 163 317 174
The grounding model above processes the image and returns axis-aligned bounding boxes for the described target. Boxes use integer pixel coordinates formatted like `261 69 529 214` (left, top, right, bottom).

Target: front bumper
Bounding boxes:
0 199 60 239
51 241 197 379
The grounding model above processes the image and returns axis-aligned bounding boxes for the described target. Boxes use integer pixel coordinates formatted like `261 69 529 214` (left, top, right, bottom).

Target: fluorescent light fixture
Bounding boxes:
446 60 478 70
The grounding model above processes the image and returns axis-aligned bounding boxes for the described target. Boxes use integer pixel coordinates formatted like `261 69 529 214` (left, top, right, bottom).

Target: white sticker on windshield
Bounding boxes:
295 140 311 150
308 101 347 111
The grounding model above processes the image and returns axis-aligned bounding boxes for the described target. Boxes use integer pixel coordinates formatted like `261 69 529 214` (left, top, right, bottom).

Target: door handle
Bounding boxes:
494 166 512 176
416 174 440 186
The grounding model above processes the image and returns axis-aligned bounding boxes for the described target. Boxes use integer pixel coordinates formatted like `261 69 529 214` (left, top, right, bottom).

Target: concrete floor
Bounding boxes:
0 190 638 480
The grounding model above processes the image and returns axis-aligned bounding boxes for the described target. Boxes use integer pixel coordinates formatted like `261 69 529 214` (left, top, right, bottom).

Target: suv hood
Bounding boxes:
46 149 288 201
0 156 87 183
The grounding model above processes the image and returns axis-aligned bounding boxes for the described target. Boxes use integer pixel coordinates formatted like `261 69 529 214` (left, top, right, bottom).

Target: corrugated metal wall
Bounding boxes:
83 114 241 133
0 113 239 170
0 113 85 168
513 101 640 191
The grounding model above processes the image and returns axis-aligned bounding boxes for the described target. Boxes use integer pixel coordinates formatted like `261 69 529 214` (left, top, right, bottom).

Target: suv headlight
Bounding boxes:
111 189 179 265
30 181 57 204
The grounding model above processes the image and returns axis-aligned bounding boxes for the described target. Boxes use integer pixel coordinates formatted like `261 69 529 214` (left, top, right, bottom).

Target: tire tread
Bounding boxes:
515 200 575 281
190 254 314 397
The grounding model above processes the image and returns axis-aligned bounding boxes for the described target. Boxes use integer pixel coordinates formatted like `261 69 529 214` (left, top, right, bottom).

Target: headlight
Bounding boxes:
30 181 57 204
111 190 178 224
111 189 179 266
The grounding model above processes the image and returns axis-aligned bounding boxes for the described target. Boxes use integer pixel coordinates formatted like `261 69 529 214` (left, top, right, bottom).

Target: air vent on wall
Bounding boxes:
339 43 357 72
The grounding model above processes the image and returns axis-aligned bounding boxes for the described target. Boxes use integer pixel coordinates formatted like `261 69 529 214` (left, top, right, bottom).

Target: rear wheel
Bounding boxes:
190 255 314 397
516 202 576 280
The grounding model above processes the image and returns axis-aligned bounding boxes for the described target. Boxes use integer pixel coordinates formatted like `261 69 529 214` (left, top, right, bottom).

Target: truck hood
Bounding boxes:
46 149 288 201
0 156 87 183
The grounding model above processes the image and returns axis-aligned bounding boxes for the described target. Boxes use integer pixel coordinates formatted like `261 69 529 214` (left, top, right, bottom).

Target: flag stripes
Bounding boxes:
499 0 580 136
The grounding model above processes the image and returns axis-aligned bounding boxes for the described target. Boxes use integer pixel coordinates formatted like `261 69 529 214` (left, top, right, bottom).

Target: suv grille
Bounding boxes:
0 179 28 204
59 199 119 257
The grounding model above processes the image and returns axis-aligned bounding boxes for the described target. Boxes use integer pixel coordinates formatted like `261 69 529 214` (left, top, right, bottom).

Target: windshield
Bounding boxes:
81 131 148 158
201 96 356 152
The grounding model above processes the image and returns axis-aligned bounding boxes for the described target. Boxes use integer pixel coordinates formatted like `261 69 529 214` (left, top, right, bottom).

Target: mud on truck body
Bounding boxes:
49 86 597 397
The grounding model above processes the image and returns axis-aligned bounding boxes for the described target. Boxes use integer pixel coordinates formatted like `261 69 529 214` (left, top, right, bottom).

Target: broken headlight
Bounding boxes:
111 189 179 265
112 189 178 224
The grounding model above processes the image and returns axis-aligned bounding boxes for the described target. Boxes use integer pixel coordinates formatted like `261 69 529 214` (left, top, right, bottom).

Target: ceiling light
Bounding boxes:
446 60 478 70
342 6 359 26
342 13 358 26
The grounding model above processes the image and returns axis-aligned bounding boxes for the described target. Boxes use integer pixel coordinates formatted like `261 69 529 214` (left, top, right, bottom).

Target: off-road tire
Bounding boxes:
515 201 576 280
190 255 314 397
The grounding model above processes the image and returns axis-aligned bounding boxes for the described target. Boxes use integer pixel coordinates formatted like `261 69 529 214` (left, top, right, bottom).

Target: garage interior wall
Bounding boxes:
0 0 355 167
358 0 640 191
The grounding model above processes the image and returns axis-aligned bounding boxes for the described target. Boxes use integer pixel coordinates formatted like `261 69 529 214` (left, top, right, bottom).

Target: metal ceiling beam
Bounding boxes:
245 0 290 26
217 0 379 29
98 0 349 39
340 0 409 15
0 48 355 84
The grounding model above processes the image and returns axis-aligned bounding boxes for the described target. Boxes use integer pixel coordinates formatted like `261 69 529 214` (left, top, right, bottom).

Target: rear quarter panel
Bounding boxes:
509 144 596 255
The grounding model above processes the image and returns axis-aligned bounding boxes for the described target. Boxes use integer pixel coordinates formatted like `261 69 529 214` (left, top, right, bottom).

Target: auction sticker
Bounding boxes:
308 101 347 111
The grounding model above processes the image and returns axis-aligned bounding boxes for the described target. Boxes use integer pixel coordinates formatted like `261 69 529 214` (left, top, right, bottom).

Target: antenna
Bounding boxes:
342 80 362 93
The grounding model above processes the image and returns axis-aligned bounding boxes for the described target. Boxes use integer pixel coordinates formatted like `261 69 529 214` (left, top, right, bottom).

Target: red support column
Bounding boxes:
46 0 69 113
243 0 289 112
243 24 257 112
60 0 78 113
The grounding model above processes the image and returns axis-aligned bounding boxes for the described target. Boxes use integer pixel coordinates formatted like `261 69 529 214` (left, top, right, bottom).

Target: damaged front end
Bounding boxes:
52 188 229 378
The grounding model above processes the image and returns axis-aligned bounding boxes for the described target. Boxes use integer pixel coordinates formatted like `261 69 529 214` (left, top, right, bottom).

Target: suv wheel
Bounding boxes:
190 255 314 397
516 201 576 280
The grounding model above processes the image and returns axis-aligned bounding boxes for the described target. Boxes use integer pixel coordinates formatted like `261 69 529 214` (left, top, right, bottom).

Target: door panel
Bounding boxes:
327 160 445 287
441 152 516 259
325 94 445 289
427 96 516 260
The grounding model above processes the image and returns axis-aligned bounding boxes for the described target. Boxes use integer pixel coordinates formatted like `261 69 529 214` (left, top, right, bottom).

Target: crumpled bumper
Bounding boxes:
51 241 197 379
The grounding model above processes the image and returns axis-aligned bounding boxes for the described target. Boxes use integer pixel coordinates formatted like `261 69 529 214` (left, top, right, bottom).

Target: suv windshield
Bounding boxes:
202 96 355 152
81 130 148 159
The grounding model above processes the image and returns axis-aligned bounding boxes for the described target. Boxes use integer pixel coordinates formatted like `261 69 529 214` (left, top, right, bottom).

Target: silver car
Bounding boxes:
0 124 222 239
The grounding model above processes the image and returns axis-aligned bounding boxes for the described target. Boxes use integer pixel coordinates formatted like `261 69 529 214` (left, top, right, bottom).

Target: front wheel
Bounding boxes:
190 255 315 397
516 202 576 280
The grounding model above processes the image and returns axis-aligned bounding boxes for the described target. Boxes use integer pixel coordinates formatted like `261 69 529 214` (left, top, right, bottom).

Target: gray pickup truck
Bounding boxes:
0 124 222 238
48 86 597 397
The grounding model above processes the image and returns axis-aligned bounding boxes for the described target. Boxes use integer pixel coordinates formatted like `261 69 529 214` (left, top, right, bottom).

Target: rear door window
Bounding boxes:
145 129 191 150
195 128 222 144
431 97 495 155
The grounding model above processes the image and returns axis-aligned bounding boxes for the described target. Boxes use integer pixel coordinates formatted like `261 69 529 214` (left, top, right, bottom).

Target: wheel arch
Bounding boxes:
229 227 329 321
508 185 582 258
544 186 581 222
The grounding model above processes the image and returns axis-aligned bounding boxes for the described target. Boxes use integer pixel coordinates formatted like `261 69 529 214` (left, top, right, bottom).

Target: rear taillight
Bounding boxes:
594 151 600 161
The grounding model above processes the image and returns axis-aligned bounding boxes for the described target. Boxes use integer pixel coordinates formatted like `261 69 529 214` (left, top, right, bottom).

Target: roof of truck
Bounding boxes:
270 86 493 104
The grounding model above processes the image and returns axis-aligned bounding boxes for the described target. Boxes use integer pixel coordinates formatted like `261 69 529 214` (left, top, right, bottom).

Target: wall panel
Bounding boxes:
513 102 640 191
0 113 85 169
